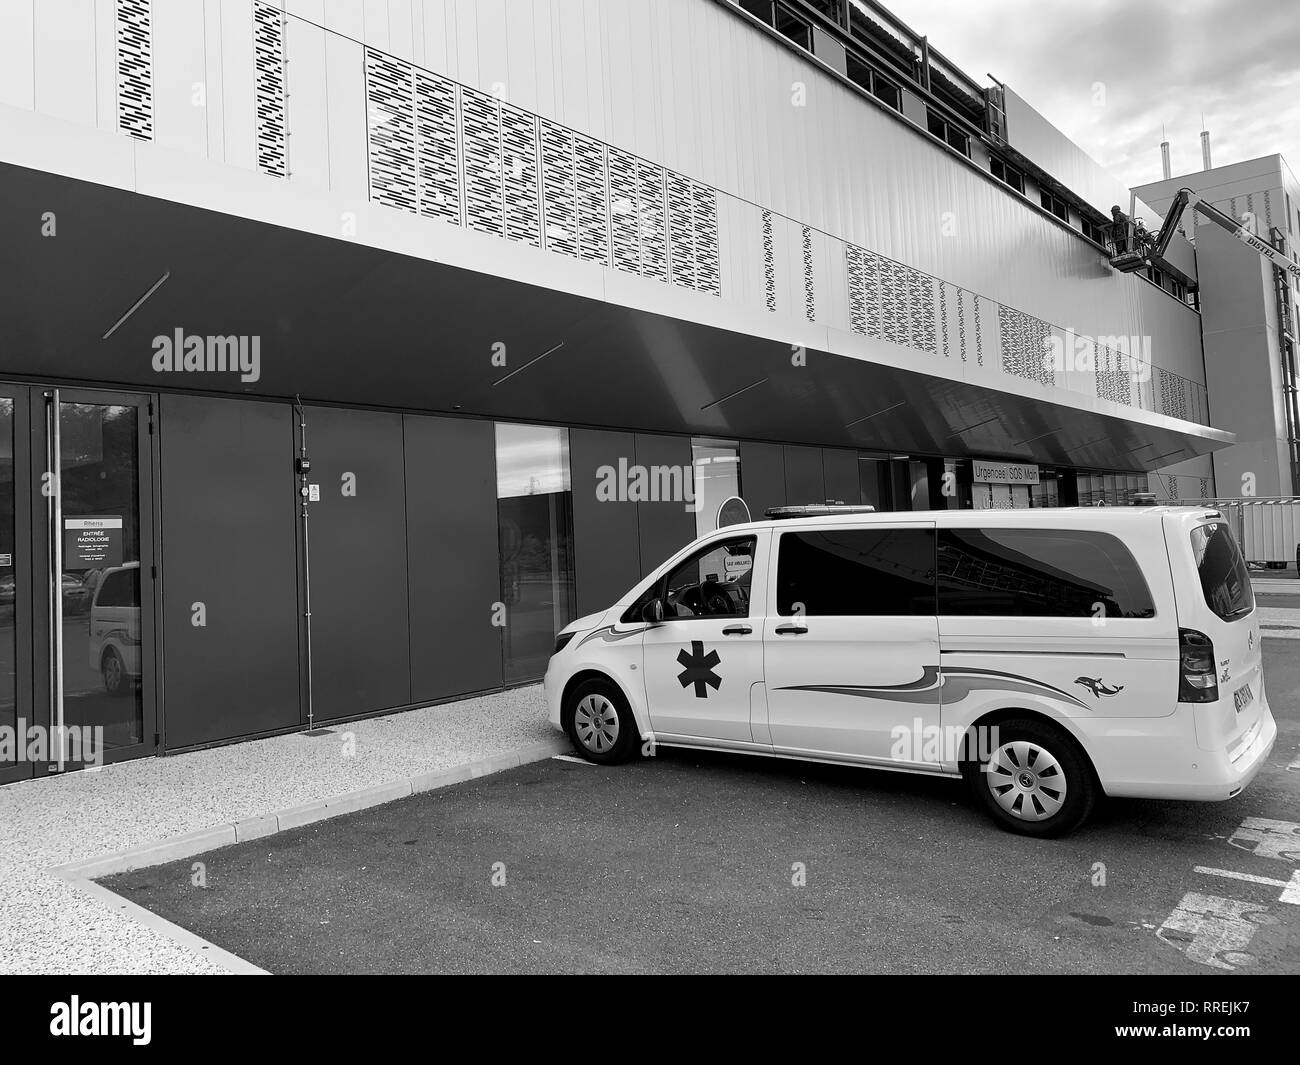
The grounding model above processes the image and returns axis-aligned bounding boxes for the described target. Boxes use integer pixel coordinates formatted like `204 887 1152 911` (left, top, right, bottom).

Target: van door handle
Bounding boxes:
774 623 808 635
722 624 752 635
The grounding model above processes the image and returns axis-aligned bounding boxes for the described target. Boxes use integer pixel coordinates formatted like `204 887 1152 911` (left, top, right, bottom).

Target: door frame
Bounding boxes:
9 383 161 777
0 385 34 784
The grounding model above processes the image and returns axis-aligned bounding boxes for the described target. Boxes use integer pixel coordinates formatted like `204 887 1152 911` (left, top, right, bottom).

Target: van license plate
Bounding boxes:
1233 683 1254 713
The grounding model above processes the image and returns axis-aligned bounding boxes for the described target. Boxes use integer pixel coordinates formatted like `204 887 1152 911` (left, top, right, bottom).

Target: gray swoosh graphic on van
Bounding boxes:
777 666 1091 710
577 626 643 647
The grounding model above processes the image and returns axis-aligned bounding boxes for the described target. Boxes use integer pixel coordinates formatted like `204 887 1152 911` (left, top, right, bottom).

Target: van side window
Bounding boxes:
776 528 936 616
624 536 756 622
96 569 140 609
938 528 1155 618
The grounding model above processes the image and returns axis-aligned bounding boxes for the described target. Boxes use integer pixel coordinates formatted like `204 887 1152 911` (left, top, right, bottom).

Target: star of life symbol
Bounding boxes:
677 641 721 698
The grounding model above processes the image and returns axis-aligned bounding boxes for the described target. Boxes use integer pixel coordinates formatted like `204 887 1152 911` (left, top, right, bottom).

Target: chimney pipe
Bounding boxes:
1160 139 1171 179
1201 128 1212 170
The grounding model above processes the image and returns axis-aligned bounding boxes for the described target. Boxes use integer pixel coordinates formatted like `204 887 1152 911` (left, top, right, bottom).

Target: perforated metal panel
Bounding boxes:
637 161 668 282
574 134 610 266
846 245 866 334
938 281 951 357
763 211 777 312
501 103 541 247
461 87 505 236
608 147 640 274
692 183 721 296
802 227 815 322
415 71 461 223
1095 344 1133 405
668 172 696 289
115 0 153 141
365 49 417 212
1158 366 1190 420
253 2 288 177
540 119 577 256
997 305 1053 385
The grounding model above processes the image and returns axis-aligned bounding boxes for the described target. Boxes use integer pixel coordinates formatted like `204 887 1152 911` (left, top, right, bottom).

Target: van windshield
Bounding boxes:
1189 522 1254 621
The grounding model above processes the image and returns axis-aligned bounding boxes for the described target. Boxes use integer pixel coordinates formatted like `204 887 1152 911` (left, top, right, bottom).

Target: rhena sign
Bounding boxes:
64 516 124 570
972 461 1040 485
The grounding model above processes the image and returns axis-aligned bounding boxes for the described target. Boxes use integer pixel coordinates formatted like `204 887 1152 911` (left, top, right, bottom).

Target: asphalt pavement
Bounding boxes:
105 643 1300 974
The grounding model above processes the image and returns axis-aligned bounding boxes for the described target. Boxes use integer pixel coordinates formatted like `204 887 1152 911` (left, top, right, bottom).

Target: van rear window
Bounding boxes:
1189 522 1254 621
937 528 1155 618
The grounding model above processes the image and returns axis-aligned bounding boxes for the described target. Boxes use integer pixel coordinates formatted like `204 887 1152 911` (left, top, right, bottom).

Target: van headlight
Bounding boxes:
554 632 575 655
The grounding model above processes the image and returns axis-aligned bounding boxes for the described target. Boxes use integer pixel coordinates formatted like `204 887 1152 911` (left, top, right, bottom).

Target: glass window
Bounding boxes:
96 567 139 608
991 157 1024 194
1189 522 1254 621
938 528 1155 618
776 527 936 616
774 3 812 49
871 76 901 111
495 423 576 683
628 535 756 622
1040 189 1069 221
692 438 742 539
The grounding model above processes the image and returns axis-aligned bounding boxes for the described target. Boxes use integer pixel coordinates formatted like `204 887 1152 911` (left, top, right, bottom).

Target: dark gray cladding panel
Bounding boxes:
159 394 300 748
633 433 695 577
403 413 503 701
738 441 785 520
570 428 641 616
783 446 826 506
822 447 860 504
304 405 412 720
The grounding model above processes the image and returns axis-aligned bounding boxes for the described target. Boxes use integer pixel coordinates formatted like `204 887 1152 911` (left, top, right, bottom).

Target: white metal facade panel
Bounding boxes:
93 0 117 133
324 32 367 200
0 0 36 111
33 0 96 129
201 0 226 160
286 15 330 188
152 0 208 157
219 0 257 170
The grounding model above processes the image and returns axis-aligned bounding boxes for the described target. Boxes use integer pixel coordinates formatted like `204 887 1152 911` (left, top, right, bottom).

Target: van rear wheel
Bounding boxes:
964 718 1096 838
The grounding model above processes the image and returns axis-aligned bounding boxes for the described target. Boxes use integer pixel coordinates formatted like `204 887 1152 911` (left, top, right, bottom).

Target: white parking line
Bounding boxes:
1195 865 1300 905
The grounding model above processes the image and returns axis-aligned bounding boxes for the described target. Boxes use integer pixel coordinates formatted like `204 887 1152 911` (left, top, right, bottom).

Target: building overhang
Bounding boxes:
0 159 1233 473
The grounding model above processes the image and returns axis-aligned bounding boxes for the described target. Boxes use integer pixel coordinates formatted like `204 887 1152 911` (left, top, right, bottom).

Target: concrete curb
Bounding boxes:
52 736 571 881
49 735 572 974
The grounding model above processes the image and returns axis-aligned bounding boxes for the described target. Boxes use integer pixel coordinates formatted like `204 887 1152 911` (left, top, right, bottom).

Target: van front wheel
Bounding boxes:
964 718 1096 838
563 678 639 765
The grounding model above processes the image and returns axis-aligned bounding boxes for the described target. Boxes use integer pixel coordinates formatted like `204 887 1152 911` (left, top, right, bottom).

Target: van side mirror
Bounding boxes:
641 597 664 624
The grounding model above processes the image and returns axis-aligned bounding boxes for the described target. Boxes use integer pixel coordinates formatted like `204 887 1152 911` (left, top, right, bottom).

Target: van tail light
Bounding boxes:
1178 628 1218 703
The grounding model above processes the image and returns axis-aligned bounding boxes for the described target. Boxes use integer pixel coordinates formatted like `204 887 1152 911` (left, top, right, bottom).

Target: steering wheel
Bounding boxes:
702 586 733 616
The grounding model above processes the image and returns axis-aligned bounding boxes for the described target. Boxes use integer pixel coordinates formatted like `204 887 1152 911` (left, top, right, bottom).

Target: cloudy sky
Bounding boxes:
881 0 1300 189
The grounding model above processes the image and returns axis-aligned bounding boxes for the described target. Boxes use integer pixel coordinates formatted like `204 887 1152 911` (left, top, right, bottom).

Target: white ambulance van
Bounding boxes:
544 507 1276 837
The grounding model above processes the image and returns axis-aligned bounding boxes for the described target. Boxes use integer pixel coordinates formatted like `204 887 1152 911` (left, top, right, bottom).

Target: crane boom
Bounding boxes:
1110 186 1300 282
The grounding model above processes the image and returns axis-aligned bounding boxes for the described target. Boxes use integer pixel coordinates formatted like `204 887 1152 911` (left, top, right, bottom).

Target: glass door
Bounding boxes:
24 388 157 774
